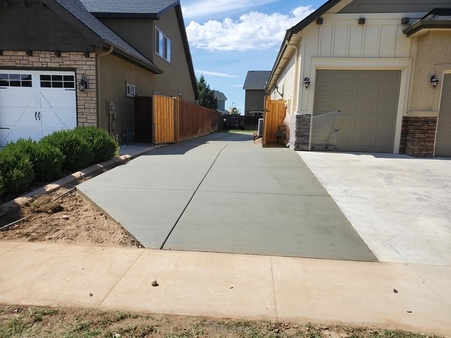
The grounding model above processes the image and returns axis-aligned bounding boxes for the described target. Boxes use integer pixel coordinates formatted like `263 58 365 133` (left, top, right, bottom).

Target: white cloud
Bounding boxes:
182 0 278 19
196 70 239 78
186 6 314 52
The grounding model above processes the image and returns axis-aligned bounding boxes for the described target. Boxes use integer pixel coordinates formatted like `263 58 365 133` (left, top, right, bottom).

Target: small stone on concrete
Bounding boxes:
151 280 159 287
62 215 69 220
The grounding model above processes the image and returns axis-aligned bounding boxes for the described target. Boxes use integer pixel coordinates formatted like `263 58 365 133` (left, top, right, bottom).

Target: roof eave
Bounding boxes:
403 20 451 37
266 0 342 91
105 42 164 74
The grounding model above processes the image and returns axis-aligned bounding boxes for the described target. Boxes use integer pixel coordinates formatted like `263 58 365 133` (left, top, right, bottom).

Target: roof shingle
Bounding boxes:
243 71 271 90
79 0 178 15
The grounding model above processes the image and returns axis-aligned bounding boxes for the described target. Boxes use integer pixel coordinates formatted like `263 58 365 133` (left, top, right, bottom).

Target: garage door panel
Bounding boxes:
357 101 377 113
355 119 374 131
359 85 378 96
0 70 76 146
313 69 401 152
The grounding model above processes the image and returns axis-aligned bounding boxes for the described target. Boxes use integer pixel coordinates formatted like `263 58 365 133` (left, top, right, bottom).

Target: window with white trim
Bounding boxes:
155 27 171 62
126 82 136 97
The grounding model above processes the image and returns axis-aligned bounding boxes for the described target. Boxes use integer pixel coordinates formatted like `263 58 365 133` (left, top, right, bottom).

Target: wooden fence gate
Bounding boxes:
153 95 176 144
263 96 286 146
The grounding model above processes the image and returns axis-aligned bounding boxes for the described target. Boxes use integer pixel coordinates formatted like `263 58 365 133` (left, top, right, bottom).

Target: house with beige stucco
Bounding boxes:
266 0 451 157
0 0 197 146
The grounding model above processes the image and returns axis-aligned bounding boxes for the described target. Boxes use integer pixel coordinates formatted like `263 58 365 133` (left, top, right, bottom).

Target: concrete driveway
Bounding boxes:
298 152 451 266
78 133 376 261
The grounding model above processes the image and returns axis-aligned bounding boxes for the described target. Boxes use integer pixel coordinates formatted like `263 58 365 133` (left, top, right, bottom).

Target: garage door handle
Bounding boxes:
0 127 10 129
38 112 41 120
35 112 37 120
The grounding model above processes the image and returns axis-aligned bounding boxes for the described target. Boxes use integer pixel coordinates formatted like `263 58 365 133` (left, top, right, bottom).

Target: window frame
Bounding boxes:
155 26 171 63
126 82 136 98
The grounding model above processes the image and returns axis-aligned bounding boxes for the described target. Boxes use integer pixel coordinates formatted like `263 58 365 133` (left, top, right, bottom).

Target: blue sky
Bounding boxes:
181 0 325 113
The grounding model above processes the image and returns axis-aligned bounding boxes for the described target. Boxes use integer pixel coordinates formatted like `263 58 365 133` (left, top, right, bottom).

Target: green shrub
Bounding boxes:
0 145 35 195
73 127 118 164
10 139 64 182
0 174 4 199
41 130 93 172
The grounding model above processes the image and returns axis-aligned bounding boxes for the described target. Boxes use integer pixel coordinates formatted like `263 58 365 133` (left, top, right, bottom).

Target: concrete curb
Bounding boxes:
0 144 167 212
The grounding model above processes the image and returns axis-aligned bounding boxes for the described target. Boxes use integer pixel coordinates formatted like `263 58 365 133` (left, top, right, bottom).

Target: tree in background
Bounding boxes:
196 75 218 110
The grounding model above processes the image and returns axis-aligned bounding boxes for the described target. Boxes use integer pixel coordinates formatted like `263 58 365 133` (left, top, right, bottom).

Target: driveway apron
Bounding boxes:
78 133 376 261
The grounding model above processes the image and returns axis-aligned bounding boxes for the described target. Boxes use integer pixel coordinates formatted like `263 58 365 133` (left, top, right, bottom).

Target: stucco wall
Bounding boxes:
408 31 451 116
152 7 196 102
244 90 266 115
0 51 97 127
98 52 155 141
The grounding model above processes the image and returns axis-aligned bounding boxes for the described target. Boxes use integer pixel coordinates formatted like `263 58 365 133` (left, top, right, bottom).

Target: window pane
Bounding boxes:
155 29 160 54
166 39 171 62
22 81 32 87
41 81 51 88
64 81 75 88
40 75 51 81
63 75 74 81
21 74 32 81
10 74 20 80
10 80 20 87
159 36 164 57
53 81 63 88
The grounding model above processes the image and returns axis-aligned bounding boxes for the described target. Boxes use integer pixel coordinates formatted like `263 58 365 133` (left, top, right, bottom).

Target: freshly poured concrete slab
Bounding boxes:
200 166 328 196
214 149 305 168
78 186 194 248
0 242 142 308
80 163 210 191
101 249 276 318
164 191 377 261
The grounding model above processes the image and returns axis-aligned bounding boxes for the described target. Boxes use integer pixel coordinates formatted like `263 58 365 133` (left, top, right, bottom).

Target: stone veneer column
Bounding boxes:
401 116 437 157
294 114 311 151
0 51 97 127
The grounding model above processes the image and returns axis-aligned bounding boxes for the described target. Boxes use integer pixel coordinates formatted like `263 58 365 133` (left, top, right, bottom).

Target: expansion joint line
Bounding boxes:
159 143 229 249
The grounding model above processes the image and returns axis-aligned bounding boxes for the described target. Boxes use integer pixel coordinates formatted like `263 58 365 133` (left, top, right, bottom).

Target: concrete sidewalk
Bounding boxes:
0 241 450 336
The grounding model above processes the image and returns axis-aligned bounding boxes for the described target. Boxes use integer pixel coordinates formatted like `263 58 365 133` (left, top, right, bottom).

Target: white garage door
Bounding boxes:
312 70 401 152
0 70 77 147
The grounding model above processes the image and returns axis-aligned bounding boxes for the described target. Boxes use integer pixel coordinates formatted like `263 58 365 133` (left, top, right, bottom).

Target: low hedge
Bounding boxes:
73 127 118 164
11 139 65 182
0 127 117 199
41 130 94 172
0 146 35 195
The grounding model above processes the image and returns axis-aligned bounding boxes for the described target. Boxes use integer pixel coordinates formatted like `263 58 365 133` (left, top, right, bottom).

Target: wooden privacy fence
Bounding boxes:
263 96 287 146
153 95 220 144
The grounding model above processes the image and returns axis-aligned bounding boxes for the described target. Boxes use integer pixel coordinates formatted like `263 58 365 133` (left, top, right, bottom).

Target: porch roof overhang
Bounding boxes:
403 8 451 37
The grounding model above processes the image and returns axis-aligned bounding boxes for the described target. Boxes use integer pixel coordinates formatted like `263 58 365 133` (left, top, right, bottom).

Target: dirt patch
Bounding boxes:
0 304 442 338
0 183 142 248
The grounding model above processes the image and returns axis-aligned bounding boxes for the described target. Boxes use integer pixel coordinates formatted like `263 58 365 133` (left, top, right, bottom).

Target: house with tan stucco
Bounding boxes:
266 0 451 157
0 0 197 146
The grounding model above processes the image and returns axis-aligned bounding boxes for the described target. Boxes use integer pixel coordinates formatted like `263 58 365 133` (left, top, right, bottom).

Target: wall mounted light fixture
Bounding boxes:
430 75 439 89
304 77 310 89
78 75 89 91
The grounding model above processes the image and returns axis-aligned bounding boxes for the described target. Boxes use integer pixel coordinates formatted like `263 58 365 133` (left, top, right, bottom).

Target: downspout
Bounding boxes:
285 41 299 115
96 45 114 133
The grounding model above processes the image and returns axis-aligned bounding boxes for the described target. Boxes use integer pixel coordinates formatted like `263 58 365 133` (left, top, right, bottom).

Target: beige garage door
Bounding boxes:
312 70 401 152
435 74 451 157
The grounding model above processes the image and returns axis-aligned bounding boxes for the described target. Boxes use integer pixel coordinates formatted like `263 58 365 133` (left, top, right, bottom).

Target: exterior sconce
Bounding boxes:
430 75 439 89
26 49 32 56
78 75 89 91
304 77 310 89
358 18 366 25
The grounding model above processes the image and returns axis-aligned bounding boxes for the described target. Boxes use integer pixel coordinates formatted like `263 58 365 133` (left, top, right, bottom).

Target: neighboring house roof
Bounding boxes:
45 0 163 73
79 0 179 18
213 90 227 101
403 8 451 37
243 71 271 90
266 0 341 90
